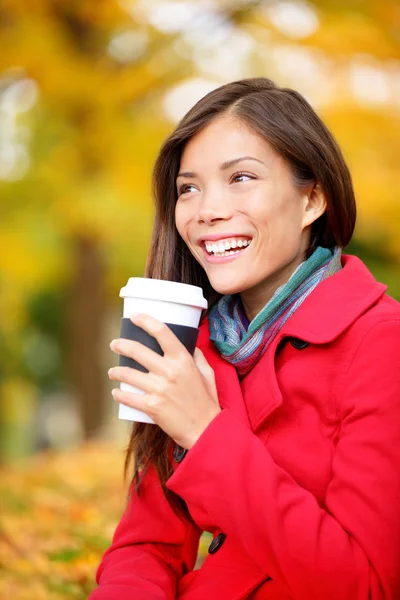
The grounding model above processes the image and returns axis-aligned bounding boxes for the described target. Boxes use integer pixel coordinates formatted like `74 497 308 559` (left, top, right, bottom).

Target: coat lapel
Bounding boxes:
198 318 283 431
197 322 251 426
199 254 387 434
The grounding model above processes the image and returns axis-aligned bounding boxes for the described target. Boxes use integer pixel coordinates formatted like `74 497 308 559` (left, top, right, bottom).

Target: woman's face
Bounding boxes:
174 115 326 319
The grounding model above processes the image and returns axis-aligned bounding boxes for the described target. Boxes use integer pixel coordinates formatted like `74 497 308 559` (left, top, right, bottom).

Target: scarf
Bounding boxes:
208 246 342 377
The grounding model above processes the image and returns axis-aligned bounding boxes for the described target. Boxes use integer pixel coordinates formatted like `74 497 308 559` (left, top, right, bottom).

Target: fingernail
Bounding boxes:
111 389 118 398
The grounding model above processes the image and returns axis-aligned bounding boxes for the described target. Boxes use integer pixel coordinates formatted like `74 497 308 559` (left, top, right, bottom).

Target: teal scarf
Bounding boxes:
208 246 342 377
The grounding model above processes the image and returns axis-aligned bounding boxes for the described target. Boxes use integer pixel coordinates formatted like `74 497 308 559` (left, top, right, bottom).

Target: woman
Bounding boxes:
89 78 400 599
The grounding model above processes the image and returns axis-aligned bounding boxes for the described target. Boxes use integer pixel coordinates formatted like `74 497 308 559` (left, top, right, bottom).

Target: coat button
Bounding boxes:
208 533 226 554
173 444 188 463
290 338 309 350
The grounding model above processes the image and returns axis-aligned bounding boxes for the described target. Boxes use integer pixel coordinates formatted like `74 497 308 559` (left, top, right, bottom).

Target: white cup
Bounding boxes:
117 278 208 423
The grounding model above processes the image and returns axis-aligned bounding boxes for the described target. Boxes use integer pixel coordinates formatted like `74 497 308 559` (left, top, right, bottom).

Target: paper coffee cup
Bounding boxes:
117 278 208 424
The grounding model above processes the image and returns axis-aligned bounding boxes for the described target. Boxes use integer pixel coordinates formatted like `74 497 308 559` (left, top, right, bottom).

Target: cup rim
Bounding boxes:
120 277 208 309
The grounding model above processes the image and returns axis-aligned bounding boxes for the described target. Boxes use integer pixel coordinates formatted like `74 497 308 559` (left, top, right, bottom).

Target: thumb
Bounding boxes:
193 347 213 374
193 348 218 403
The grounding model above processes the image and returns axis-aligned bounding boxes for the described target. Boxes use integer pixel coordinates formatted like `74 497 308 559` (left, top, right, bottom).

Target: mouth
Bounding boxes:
200 236 253 263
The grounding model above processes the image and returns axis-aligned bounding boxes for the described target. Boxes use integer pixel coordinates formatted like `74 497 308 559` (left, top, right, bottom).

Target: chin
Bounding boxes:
209 280 246 296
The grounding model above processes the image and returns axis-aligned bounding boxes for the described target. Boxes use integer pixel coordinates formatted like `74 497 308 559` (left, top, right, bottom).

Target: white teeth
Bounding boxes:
214 249 242 256
204 237 252 255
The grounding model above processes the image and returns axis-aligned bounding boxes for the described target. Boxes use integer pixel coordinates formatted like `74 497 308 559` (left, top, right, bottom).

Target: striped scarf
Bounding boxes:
208 246 342 377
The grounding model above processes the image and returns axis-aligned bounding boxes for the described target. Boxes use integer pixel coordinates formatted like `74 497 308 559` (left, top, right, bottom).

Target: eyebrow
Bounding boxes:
176 156 266 180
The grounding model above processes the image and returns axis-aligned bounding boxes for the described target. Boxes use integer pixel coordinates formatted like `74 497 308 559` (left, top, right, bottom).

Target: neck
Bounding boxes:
240 253 306 322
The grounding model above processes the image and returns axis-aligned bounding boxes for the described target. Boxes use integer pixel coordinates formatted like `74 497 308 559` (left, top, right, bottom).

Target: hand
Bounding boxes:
108 313 221 449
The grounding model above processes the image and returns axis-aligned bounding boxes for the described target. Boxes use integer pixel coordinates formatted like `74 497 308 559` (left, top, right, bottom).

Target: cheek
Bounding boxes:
266 194 303 231
247 199 277 235
252 202 302 247
174 203 184 236
175 203 192 244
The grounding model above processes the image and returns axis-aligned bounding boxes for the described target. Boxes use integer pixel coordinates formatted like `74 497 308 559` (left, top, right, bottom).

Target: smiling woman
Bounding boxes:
174 116 329 317
89 78 400 600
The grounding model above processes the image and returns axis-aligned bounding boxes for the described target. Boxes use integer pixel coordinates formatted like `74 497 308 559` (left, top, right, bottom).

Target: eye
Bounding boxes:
177 183 198 196
231 172 255 183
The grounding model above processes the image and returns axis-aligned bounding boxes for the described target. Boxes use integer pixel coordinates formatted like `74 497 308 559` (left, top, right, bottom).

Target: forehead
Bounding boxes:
179 115 276 168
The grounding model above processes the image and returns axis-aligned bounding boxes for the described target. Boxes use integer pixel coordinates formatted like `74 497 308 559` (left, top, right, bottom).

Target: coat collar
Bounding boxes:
279 254 387 344
198 254 387 432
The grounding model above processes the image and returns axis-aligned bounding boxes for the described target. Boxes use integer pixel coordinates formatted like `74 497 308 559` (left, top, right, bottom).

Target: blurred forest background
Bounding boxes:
0 0 399 598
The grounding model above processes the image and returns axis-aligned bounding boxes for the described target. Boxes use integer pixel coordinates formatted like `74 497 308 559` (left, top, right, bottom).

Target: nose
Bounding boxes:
196 187 233 225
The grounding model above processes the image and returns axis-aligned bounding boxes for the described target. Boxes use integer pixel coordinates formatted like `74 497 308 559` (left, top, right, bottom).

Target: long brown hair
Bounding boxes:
123 77 356 515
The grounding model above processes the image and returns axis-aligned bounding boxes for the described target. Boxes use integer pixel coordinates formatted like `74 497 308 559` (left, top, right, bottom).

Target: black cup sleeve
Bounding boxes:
118 319 199 372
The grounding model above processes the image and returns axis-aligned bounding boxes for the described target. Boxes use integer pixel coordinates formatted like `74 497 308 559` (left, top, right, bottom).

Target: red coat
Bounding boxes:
89 255 400 599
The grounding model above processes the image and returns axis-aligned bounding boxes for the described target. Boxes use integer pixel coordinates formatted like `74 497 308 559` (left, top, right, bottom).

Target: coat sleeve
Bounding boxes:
89 465 201 600
166 320 400 600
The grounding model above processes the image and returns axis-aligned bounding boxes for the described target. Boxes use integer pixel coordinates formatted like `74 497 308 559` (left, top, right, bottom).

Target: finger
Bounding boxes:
130 313 187 359
110 338 164 373
108 366 155 395
193 348 218 403
111 387 156 416
193 347 215 379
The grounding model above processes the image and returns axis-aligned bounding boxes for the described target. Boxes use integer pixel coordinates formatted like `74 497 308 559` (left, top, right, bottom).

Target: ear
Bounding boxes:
301 183 327 229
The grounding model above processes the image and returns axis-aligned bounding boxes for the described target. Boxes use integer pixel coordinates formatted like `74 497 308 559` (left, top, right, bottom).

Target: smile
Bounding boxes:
201 238 252 264
204 237 252 256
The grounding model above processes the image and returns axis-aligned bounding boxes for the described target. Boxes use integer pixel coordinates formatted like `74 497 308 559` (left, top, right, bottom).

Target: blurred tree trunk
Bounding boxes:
66 236 106 439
